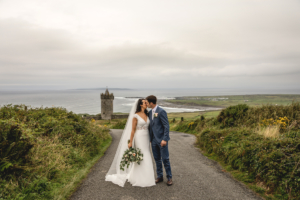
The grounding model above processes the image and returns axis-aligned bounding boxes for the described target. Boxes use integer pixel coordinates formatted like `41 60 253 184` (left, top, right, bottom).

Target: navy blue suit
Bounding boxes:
149 106 172 180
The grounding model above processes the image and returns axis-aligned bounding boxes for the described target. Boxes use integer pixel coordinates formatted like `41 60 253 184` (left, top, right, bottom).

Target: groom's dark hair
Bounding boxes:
146 95 157 104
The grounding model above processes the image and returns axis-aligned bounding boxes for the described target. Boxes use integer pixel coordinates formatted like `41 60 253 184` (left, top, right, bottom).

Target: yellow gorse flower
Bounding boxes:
188 122 195 129
260 116 289 131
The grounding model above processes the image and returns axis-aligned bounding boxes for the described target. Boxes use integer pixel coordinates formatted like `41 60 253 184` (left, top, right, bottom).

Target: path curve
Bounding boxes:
70 130 262 200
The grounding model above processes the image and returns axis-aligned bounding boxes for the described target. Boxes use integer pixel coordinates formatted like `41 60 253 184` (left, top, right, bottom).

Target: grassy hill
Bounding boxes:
0 104 111 200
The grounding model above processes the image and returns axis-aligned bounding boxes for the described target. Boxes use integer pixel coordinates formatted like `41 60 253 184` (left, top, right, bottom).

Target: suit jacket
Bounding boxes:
149 106 170 143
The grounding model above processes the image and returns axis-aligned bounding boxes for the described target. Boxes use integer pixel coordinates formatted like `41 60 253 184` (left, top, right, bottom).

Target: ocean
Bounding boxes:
0 88 299 114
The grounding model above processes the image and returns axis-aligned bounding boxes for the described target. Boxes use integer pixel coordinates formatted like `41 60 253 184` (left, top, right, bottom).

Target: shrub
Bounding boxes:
0 118 34 174
188 122 196 129
198 128 300 199
217 102 300 129
111 119 126 129
217 104 249 128
0 104 111 199
200 115 205 121
172 102 300 198
260 117 290 132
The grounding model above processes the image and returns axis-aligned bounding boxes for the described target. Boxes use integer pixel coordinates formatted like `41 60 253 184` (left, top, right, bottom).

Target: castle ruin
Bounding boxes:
101 88 114 120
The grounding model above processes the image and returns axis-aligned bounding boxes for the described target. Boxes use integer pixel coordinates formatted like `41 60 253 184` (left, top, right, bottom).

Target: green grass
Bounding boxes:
95 111 221 131
168 110 221 121
113 112 129 115
167 94 300 108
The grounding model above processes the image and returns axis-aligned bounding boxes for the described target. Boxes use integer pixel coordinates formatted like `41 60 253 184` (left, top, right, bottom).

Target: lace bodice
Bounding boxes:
134 114 150 130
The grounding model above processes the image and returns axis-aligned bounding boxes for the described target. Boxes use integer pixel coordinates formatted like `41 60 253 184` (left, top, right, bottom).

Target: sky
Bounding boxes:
0 0 299 90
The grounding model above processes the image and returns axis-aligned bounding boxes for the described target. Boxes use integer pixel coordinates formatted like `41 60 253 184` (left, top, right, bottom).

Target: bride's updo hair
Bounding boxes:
135 98 148 115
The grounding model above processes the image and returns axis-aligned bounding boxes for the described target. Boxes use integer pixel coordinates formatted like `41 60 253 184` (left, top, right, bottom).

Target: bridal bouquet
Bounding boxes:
120 147 143 171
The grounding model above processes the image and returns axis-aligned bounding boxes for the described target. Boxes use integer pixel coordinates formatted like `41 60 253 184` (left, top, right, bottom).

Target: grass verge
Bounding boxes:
56 138 111 200
200 150 276 200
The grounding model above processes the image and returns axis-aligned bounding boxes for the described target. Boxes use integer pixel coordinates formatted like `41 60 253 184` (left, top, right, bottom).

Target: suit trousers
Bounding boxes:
151 139 172 180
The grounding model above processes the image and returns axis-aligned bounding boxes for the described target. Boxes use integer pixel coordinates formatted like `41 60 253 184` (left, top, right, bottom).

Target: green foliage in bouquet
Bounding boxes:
120 147 143 171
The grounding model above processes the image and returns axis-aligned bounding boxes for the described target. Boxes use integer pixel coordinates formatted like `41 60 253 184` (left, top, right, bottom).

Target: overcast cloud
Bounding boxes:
0 0 299 90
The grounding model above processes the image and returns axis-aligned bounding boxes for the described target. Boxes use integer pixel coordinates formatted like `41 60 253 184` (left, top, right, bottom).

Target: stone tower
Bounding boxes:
101 88 114 120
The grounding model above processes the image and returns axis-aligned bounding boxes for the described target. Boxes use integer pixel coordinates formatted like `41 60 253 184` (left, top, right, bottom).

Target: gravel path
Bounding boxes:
70 129 262 200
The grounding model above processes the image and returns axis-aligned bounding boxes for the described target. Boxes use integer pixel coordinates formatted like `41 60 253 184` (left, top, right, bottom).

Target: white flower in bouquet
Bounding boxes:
120 147 144 171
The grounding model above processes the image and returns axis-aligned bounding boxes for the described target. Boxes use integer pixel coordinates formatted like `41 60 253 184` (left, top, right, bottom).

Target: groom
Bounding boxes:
146 95 173 186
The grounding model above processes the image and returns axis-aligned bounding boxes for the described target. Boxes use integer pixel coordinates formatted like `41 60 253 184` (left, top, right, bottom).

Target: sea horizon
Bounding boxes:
1 88 300 115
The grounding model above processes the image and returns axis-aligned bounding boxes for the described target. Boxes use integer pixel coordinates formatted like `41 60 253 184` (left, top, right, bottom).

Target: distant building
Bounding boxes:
101 88 114 120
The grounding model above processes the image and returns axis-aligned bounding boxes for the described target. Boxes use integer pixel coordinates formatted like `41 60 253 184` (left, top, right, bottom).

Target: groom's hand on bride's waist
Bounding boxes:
160 140 167 147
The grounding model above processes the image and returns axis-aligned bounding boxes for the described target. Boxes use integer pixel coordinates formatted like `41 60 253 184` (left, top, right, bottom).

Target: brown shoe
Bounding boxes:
155 177 163 183
167 179 173 186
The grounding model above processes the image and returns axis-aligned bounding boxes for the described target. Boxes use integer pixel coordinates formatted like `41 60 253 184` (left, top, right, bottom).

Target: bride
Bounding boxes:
105 99 156 187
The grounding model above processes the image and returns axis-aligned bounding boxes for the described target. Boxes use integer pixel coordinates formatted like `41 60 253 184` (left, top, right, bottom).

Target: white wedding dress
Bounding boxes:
105 99 155 187
127 114 155 187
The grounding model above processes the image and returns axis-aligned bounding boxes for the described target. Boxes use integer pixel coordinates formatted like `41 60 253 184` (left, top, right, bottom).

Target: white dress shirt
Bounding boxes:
152 105 158 120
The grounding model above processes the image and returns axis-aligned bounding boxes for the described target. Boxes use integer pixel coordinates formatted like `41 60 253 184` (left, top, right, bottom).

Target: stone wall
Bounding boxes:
83 115 102 120
111 114 129 119
83 114 128 120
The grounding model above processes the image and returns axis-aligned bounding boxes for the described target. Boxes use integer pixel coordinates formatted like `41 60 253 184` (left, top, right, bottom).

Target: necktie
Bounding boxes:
152 109 155 120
